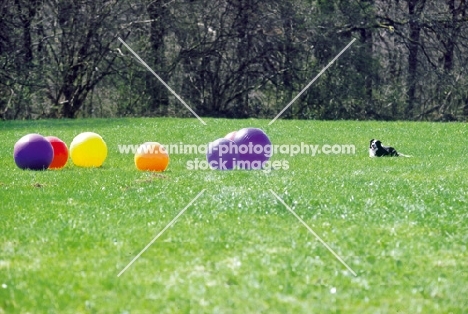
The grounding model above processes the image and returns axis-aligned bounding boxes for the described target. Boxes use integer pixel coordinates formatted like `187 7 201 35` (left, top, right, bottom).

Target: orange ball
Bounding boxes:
134 142 169 171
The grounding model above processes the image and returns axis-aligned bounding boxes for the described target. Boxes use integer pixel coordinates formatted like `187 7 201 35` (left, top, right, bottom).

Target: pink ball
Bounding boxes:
14 134 53 170
225 131 237 140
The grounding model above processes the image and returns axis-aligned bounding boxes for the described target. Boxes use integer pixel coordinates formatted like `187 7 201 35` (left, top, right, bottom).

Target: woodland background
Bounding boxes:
1 0 467 121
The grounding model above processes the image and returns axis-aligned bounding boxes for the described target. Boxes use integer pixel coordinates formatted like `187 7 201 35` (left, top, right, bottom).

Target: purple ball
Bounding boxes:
206 138 239 170
232 128 272 169
14 134 54 170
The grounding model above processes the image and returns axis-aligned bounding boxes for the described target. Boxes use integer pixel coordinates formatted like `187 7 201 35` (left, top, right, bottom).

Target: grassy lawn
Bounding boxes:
0 117 467 313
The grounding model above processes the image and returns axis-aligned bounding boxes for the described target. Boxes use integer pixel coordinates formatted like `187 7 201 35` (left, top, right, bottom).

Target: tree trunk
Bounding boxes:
233 0 252 118
147 0 170 115
405 0 426 118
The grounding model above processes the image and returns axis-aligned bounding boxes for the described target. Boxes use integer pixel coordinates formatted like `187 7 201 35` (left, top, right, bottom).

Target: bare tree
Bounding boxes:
146 0 172 114
0 0 42 119
41 0 140 118
1 0 467 120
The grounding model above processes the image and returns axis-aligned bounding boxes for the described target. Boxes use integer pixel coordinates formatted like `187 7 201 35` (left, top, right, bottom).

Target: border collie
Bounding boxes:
369 139 411 157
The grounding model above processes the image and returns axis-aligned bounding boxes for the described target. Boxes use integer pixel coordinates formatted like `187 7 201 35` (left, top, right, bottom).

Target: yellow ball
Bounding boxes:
70 132 107 167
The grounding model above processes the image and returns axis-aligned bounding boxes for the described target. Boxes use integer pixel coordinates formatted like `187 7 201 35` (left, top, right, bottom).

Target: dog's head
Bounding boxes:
369 139 382 150
369 139 383 157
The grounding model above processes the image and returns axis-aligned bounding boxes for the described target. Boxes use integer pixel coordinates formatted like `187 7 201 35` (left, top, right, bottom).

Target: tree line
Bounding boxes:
1 0 467 121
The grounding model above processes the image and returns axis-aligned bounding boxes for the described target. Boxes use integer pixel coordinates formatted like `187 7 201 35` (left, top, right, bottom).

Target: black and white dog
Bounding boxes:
369 139 411 157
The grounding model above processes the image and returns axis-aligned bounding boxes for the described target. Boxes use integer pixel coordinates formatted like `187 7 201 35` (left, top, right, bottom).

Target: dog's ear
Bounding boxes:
375 140 382 147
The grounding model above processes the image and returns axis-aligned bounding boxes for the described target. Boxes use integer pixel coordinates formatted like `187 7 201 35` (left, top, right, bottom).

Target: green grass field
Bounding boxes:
1 118 467 313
